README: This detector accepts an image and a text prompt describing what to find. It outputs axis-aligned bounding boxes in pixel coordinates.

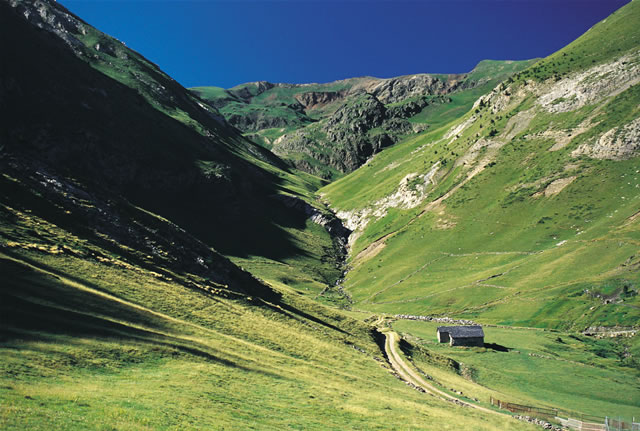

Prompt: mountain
[1,1,541,429]
[2,0,639,428]
[321,0,640,349]
[192,60,536,179]
[319,0,640,416]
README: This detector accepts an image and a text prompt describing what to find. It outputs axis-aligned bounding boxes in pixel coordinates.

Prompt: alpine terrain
[0,0,638,429]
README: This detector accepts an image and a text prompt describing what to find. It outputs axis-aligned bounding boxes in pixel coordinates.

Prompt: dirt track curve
[382,328,507,417]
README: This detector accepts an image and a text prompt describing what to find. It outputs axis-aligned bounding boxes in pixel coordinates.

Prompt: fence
[490,397,559,419]
[605,417,640,431]
[490,397,640,431]
[558,417,606,431]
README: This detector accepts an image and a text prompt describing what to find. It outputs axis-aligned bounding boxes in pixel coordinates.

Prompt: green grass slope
[0,1,537,428]
[0,256,532,430]
[0,166,534,430]
[321,3,640,416]
[322,0,640,329]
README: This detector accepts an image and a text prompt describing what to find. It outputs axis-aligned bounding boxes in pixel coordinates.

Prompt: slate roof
[437,325,484,338]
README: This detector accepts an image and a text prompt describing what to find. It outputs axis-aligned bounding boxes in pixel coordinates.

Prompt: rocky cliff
[193,61,535,178]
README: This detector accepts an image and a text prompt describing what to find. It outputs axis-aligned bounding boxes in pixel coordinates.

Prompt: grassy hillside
[3,0,638,427]
[322,0,640,331]
[0,168,525,430]
[0,207,526,430]
[394,320,640,419]
[192,61,534,179]
[0,1,541,429]
[320,3,640,418]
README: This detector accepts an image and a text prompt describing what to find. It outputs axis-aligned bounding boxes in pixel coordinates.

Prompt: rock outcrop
[295,91,348,111]
[272,92,417,176]
[572,117,640,160]
[367,74,451,104]
[193,61,534,178]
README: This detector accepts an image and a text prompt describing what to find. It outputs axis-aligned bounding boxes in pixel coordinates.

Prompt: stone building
[436,325,484,347]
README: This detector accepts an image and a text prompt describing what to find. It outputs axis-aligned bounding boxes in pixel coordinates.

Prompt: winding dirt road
[382,328,506,417]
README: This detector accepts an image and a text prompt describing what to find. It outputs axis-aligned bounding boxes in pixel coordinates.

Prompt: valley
[1,0,639,429]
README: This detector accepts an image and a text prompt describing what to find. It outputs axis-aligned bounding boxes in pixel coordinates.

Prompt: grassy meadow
[393,320,640,419]
[0,248,537,430]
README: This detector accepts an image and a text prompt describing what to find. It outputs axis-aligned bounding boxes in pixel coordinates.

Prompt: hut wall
[437,331,450,343]
[450,336,484,347]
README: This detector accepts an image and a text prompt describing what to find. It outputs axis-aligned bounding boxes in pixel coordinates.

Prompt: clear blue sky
[62,0,630,89]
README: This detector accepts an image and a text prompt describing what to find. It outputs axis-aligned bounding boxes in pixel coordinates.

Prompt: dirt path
[380,326,506,417]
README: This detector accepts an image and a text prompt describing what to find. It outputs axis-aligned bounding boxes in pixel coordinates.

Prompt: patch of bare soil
[533,176,577,198]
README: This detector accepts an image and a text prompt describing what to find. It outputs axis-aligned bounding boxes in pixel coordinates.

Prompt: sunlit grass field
[393,320,640,419]
[0,249,535,430]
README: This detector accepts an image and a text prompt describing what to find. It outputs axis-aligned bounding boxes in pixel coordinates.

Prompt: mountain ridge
[192,59,537,178]
[1,0,638,428]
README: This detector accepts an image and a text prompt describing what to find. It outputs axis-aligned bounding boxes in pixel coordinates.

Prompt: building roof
[437,325,484,338]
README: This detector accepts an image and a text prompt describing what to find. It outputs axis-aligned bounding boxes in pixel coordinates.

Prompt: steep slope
[1,0,348,293]
[192,60,536,179]
[0,1,538,429]
[321,3,640,416]
[322,0,640,330]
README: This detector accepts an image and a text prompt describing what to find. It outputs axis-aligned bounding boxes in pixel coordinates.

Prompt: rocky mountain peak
[368,74,449,104]
[325,92,387,131]
[294,90,349,111]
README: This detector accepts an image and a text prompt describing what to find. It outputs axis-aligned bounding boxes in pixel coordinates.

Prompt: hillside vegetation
[322,0,640,331]
[2,0,638,427]
[192,60,536,179]
[320,2,640,418]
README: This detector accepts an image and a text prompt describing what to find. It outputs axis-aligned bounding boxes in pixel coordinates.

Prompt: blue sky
[62,0,630,89]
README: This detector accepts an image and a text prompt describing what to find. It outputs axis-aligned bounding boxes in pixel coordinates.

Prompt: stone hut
[437,325,484,347]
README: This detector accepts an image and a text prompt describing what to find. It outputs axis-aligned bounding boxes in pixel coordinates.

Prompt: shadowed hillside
[1,0,638,428]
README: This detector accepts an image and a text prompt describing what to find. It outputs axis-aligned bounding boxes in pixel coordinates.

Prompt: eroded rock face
[572,117,640,160]
[325,92,387,131]
[295,91,348,111]
[336,162,442,246]
[368,74,450,104]
[538,50,640,113]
